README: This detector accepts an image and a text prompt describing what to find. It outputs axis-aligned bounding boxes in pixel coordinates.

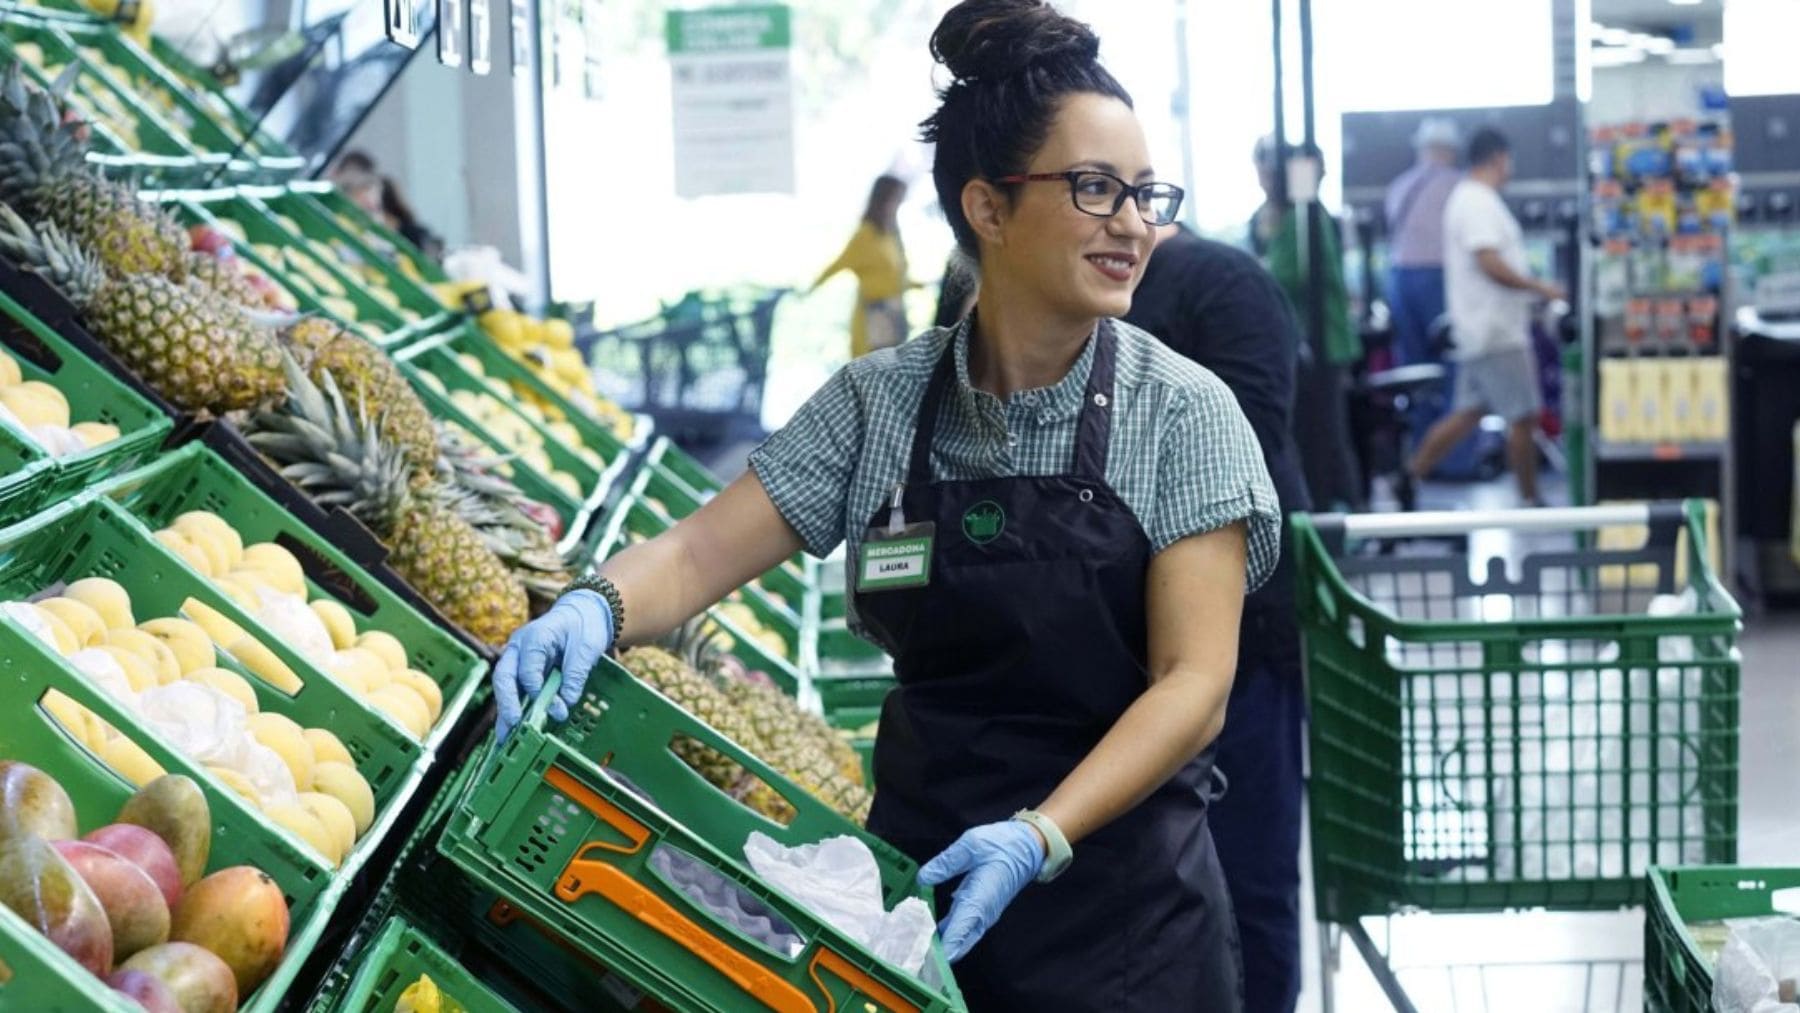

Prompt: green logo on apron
[962,501,1005,544]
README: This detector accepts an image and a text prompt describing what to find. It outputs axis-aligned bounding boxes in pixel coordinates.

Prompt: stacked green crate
[1646,866,1800,1012]
[331,917,523,1013]
[439,666,965,1013]
[0,581,344,1012]
[0,287,171,527]
[306,185,452,291]
[0,498,436,881]
[591,490,807,696]
[95,443,490,757]
[166,190,439,349]
[0,15,224,186]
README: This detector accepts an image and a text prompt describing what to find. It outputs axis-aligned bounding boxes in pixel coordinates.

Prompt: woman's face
[985,93,1159,323]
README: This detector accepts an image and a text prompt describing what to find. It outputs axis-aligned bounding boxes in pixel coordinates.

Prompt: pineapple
[0,204,283,412]
[0,64,189,281]
[620,619,872,825]
[282,317,441,480]
[186,252,267,310]
[435,426,573,608]
[246,357,528,648]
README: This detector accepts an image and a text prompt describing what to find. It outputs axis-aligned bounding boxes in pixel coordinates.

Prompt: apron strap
[906,317,1122,487]
[1073,320,1119,483]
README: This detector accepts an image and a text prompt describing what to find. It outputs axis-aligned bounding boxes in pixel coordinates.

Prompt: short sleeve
[1149,382,1283,592]
[1456,190,1511,254]
[748,368,865,558]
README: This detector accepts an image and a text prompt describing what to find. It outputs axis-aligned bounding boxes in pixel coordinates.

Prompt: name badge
[857,523,934,592]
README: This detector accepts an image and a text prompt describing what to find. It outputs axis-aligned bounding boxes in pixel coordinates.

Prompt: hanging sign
[667,5,795,198]
[469,0,493,75]
[438,0,464,68]
[510,0,528,75]
[386,0,420,48]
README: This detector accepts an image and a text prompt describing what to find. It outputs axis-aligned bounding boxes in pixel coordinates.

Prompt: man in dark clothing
[1124,224,1311,1013]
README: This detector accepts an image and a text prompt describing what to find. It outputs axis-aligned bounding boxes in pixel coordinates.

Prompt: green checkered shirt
[750,319,1282,626]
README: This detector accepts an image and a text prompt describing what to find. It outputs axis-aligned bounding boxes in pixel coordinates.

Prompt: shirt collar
[951,313,1099,422]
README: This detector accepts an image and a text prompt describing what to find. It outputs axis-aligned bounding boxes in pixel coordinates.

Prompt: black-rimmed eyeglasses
[995,170,1185,226]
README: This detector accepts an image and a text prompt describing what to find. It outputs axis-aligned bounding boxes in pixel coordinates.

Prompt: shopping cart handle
[1315,502,1685,539]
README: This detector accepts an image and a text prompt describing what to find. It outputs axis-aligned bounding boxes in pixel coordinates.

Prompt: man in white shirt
[1406,128,1565,506]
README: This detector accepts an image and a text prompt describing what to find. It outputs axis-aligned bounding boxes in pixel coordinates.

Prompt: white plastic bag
[134,682,247,765]
[65,648,137,704]
[254,587,334,664]
[1714,917,1800,1013]
[743,832,938,975]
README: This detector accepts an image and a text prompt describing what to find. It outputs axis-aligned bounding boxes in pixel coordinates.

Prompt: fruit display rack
[0,1,301,182]
[163,190,446,350]
[1645,865,1800,1012]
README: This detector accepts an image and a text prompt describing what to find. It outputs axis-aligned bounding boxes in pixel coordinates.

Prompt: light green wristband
[1012,809,1073,883]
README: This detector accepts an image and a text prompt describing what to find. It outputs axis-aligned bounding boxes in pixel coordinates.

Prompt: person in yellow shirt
[813,175,912,357]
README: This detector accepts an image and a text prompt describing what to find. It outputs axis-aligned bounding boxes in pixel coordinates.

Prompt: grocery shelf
[1594,439,1727,462]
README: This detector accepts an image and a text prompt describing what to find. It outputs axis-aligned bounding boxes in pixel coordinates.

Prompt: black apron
[856,323,1243,1011]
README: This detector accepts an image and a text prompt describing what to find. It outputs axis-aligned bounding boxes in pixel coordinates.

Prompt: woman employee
[493,1,1279,1007]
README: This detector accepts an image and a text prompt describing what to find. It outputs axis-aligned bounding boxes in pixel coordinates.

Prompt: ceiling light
[1664,47,1719,64]
[1668,0,1704,6]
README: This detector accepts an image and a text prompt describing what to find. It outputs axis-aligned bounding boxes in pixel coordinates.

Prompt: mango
[166,527,230,579]
[308,599,356,650]
[71,422,121,449]
[33,605,81,656]
[116,776,210,887]
[137,619,214,675]
[65,577,134,629]
[201,767,261,808]
[301,729,353,768]
[120,942,237,1013]
[367,684,429,740]
[0,350,18,386]
[171,514,242,570]
[154,531,215,578]
[97,645,158,693]
[394,670,443,725]
[264,803,338,866]
[310,762,374,836]
[353,630,407,671]
[226,636,303,694]
[245,713,313,792]
[179,599,246,652]
[52,840,169,959]
[0,760,77,841]
[34,597,106,648]
[170,867,288,996]
[298,792,356,855]
[105,968,182,1013]
[83,824,181,912]
[103,629,181,685]
[100,736,166,788]
[326,647,387,693]
[41,690,102,749]
[207,578,261,614]
[239,544,305,597]
[183,668,258,714]
[0,832,113,976]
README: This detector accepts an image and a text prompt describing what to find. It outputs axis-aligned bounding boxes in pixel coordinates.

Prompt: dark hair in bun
[921,0,1131,255]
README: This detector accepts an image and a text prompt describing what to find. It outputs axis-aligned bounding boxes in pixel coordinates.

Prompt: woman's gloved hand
[919,820,1047,963]
[492,589,614,742]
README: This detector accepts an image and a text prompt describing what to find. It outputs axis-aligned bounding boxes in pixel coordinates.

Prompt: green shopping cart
[1294,502,1741,1012]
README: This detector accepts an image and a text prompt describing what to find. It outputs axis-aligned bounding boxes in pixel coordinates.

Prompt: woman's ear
[962,179,1007,248]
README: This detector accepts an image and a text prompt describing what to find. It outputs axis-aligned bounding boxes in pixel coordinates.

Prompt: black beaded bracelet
[562,573,625,641]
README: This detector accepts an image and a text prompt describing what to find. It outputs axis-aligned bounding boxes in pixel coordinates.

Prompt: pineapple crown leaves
[0,62,90,205]
[0,200,104,305]
[246,353,417,524]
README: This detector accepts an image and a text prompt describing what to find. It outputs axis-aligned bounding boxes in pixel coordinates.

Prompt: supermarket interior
[0,0,1794,1011]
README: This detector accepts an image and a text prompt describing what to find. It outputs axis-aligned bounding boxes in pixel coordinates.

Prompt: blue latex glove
[918,820,1047,963]
[492,589,614,742]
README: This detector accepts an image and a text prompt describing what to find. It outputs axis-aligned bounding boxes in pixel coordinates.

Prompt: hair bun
[930,0,1099,85]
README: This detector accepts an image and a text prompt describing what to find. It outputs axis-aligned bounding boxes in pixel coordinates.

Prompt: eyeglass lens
[1070,173,1182,225]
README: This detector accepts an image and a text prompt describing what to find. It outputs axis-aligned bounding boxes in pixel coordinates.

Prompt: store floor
[1300,473,1800,1013]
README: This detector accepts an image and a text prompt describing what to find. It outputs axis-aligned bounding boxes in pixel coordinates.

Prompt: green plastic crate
[0,608,341,1012]
[440,665,963,1013]
[247,187,452,332]
[307,187,451,290]
[0,288,172,526]
[139,34,302,172]
[168,191,437,348]
[95,442,489,756]
[814,674,889,787]
[0,498,428,876]
[626,438,810,612]
[1646,866,1800,1013]
[393,337,609,557]
[333,917,521,1013]
[590,495,805,695]
[0,17,220,183]
[1296,502,1741,923]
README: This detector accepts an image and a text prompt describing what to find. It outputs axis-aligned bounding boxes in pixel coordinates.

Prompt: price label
[469,0,493,75]
[386,0,421,48]
[510,0,529,75]
[438,0,464,68]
